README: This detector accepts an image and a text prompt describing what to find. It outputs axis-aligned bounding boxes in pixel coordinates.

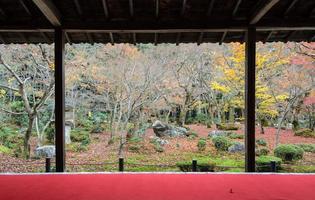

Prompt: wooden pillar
[245,26,256,172]
[55,28,65,172]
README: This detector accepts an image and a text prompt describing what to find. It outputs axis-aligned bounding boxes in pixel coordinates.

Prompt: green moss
[294,128,315,138]
[176,158,215,172]
[217,123,239,131]
[256,156,282,172]
[289,165,315,173]
[228,133,244,139]
[197,138,206,151]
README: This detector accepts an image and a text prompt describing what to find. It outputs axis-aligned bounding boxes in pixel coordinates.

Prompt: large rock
[35,145,55,158]
[208,130,231,137]
[152,120,187,137]
[228,142,245,153]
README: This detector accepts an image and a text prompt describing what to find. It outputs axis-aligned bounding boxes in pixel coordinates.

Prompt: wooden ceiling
[0,0,314,44]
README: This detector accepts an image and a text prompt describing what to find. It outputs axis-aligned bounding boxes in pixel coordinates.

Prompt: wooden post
[119,157,124,172]
[55,28,65,172]
[45,157,51,172]
[270,161,276,172]
[245,26,256,172]
[192,159,197,172]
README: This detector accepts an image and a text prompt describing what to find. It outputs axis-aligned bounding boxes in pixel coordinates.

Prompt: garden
[0,42,314,173]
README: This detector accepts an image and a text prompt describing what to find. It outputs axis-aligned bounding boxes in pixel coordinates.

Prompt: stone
[150,136,169,146]
[35,145,55,158]
[208,130,230,137]
[152,120,187,137]
[228,142,245,153]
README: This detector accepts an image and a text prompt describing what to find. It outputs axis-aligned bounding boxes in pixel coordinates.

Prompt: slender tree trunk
[24,115,35,159]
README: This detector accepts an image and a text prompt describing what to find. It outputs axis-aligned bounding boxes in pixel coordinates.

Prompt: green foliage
[212,136,232,151]
[0,125,23,157]
[9,101,28,126]
[294,143,315,153]
[68,143,88,152]
[0,145,11,154]
[256,156,282,172]
[45,126,55,144]
[206,121,212,128]
[255,147,269,156]
[274,144,304,162]
[209,157,244,171]
[195,113,209,124]
[290,165,315,173]
[176,159,215,172]
[186,131,198,137]
[217,123,238,131]
[294,128,315,138]
[70,128,91,146]
[197,138,206,151]
[154,144,164,153]
[228,133,244,139]
[256,139,267,146]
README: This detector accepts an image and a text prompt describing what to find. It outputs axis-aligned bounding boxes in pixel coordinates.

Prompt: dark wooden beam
[101,0,109,19]
[73,0,83,16]
[32,0,61,26]
[132,32,136,45]
[65,32,71,44]
[264,31,273,43]
[19,33,28,43]
[245,26,256,172]
[232,0,242,17]
[154,33,158,45]
[86,33,93,43]
[284,0,299,16]
[206,0,216,17]
[181,0,187,16]
[285,30,297,42]
[176,32,181,45]
[109,32,114,45]
[0,33,5,43]
[0,7,7,19]
[19,0,32,16]
[40,32,51,43]
[54,28,65,172]
[197,32,204,45]
[250,0,280,24]
[219,30,227,45]
[129,0,134,18]
[155,0,159,18]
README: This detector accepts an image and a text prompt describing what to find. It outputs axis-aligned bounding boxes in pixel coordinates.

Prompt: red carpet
[0,173,314,200]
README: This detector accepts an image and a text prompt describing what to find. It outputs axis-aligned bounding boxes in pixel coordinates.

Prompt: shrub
[70,129,90,145]
[212,136,232,151]
[0,145,11,154]
[256,156,282,172]
[68,143,88,152]
[228,133,244,139]
[176,159,215,172]
[274,144,304,162]
[256,139,267,146]
[154,144,164,153]
[255,147,269,156]
[217,123,238,131]
[128,145,141,153]
[206,121,212,128]
[294,128,315,138]
[186,131,198,137]
[294,144,315,153]
[197,138,206,151]
[195,113,209,125]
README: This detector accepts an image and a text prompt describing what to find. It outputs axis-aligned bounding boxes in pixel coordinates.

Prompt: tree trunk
[24,115,35,159]
[258,118,265,134]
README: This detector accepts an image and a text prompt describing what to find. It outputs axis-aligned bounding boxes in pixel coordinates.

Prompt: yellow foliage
[210,81,230,93]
